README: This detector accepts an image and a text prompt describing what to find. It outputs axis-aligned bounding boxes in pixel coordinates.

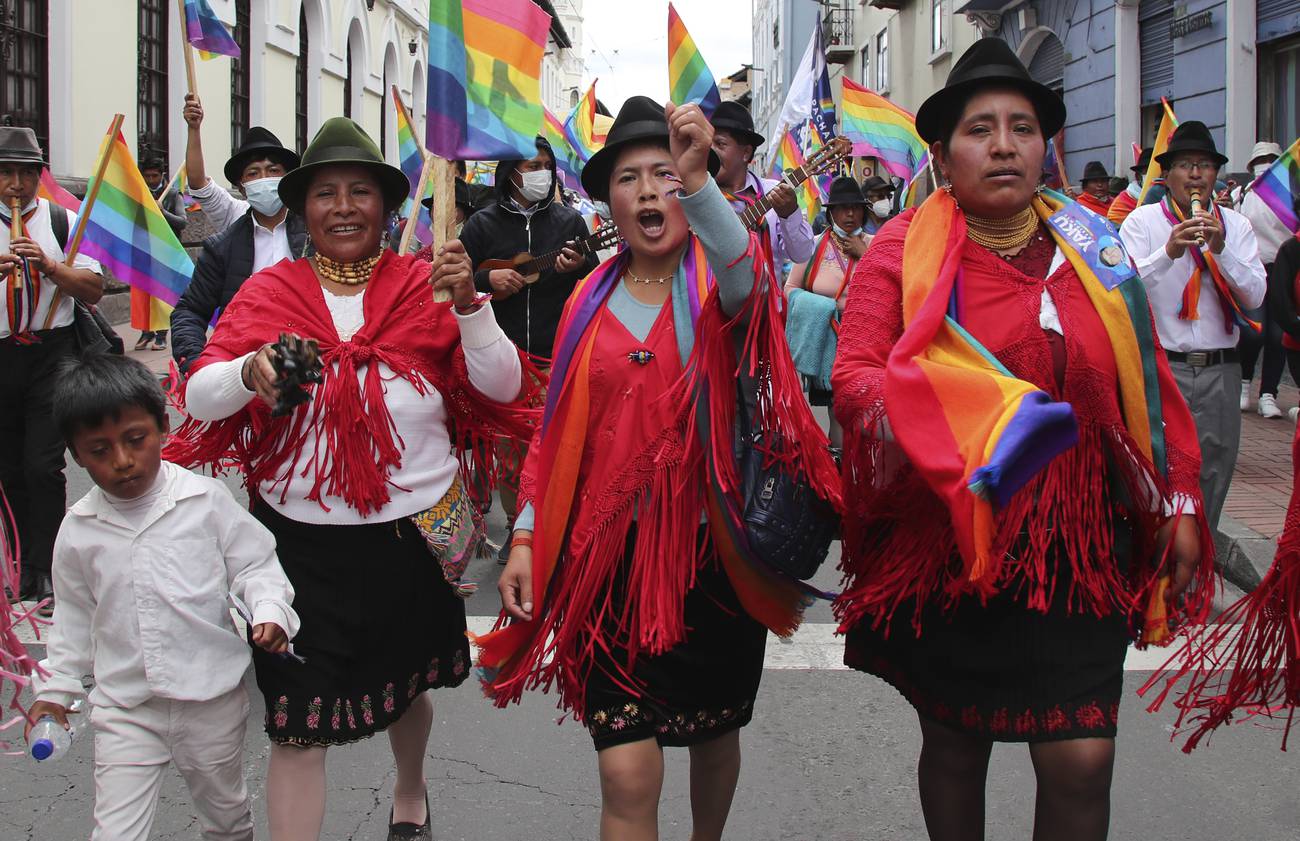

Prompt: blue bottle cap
[31,739,54,761]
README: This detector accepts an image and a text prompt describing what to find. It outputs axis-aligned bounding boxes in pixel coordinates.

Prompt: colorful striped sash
[1159,197,1261,334]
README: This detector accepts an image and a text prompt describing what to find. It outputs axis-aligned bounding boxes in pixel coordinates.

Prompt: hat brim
[823,198,868,208]
[580,125,721,202]
[712,123,765,150]
[277,156,412,215]
[916,72,1066,145]
[224,147,302,185]
[1154,149,1230,170]
[0,152,45,166]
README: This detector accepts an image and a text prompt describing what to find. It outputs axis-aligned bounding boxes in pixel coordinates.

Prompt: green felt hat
[277,118,410,214]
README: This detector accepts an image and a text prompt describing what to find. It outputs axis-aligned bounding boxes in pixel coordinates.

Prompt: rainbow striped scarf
[887,188,1169,593]
[1159,197,1262,334]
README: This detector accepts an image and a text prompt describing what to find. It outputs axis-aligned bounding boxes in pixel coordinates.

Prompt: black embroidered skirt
[581,526,768,751]
[250,500,471,747]
[843,556,1130,743]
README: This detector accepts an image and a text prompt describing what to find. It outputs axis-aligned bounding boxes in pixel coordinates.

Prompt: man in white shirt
[171,94,305,371]
[1120,121,1267,530]
[709,101,815,276]
[1236,141,1291,417]
[0,127,104,608]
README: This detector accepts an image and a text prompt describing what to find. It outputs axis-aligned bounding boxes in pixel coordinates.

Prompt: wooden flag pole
[427,157,457,304]
[400,153,435,255]
[41,113,123,330]
[176,0,200,95]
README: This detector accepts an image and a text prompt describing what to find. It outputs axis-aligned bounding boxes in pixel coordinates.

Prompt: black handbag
[735,382,840,581]
[72,300,123,356]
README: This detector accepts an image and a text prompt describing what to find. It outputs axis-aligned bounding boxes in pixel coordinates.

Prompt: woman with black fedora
[170,117,537,841]
[833,38,1212,840]
[786,175,870,446]
[1076,160,1114,215]
[479,97,837,841]
[1120,120,1266,534]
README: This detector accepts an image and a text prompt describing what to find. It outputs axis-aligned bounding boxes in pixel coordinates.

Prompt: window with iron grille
[0,0,48,154]
[137,0,169,162]
[231,0,250,149]
[296,6,309,151]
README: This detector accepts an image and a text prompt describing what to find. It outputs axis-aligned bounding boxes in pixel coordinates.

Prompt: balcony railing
[823,6,855,64]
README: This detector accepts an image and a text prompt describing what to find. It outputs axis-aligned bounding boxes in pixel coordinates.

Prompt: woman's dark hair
[52,354,168,447]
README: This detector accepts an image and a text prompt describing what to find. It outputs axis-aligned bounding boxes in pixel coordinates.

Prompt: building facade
[751,0,820,149]
[0,0,579,189]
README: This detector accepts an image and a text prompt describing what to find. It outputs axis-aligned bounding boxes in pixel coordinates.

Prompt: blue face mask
[831,222,863,238]
[243,176,284,216]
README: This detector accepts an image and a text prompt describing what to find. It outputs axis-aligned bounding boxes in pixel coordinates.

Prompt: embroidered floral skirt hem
[842,556,1130,743]
[250,501,471,747]
[581,527,768,752]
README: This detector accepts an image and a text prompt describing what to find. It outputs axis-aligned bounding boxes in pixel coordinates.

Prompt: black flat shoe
[386,793,430,840]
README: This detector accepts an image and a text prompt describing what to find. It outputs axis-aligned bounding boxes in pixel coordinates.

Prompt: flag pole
[175,0,199,95]
[400,154,435,255]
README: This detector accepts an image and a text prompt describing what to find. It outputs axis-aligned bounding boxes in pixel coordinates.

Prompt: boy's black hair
[52,354,168,448]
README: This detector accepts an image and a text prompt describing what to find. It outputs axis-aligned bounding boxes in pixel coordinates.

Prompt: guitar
[478,220,622,285]
[737,136,853,230]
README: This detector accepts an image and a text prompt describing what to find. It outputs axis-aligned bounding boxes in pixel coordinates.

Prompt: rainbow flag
[392,86,435,246]
[1138,98,1178,204]
[769,128,819,224]
[467,160,495,186]
[564,81,605,164]
[667,3,721,118]
[544,107,584,194]
[38,168,80,212]
[426,0,550,161]
[184,0,240,60]
[77,127,194,306]
[839,78,928,183]
[1252,137,1300,233]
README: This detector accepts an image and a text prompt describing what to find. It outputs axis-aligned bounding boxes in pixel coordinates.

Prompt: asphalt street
[3,429,1299,840]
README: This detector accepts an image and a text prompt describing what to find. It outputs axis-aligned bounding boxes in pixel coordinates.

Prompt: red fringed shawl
[165,252,540,513]
[831,210,1213,640]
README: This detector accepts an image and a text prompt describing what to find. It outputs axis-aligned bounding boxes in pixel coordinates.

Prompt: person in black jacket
[1266,203,1300,413]
[456,136,599,552]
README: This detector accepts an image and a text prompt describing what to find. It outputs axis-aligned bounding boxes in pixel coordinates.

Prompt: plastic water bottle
[28,717,74,763]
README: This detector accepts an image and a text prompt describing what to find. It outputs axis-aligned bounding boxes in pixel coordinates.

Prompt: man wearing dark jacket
[458,137,598,553]
[459,136,598,360]
[170,123,303,372]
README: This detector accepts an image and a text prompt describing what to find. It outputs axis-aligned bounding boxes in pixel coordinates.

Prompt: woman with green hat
[832,38,1212,840]
[477,98,838,841]
[170,118,538,840]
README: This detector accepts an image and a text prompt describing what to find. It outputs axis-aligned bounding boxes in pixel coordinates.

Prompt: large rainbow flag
[426,0,550,161]
[1251,136,1300,232]
[1138,98,1178,204]
[667,3,721,118]
[184,0,240,60]
[564,81,606,164]
[839,78,928,183]
[392,86,434,246]
[77,128,194,306]
[544,107,585,194]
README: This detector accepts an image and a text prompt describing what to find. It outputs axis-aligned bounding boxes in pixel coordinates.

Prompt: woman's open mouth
[986,168,1022,180]
[328,223,363,236]
[636,209,666,238]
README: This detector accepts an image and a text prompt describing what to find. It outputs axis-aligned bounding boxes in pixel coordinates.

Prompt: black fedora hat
[580,96,721,202]
[1131,147,1153,174]
[0,126,45,166]
[710,100,765,149]
[860,175,895,195]
[916,37,1066,144]
[277,118,410,215]
[224,126,301,185]
[422,179,474,212]
[1155,121,1229,169]
[1080,160,1111,183]
[824,176,867,207]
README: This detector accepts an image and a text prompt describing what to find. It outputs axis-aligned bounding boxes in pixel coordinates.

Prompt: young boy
[27,354,298,841]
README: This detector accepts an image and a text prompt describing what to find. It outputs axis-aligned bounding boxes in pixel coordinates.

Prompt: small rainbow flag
[544,107,585,195]
[667,3,721,118]
[564,81,605,164]
[38,168,81,212]
[768,128,820,224]
[77,127,194,306]
[1138,98,1178,204]
[839,78,928,183]
[184,0,240,60]
[1252,137,1300,233]
[426,0,550,161]
[392,86,434,246]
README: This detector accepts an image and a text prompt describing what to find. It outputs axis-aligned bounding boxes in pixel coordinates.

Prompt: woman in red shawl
[169,118,535,841]
[832,39,1212,840]
[475,98,838,841]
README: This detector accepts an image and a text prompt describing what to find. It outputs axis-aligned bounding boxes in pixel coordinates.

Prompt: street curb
[1215,513,1276,592]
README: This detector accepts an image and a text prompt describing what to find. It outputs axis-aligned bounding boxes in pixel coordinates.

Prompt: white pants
[89,686,253,841]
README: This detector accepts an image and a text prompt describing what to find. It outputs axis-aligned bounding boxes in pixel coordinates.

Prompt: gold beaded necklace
[313,252,381,286]
[964,206,1040,252]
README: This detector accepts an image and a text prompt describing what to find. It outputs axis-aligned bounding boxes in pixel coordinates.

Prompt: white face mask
[244,176,284,216]
[1254,163,1273,177]
[515,169,552,203]
[871,199,892,219]
[831,222,863,238]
